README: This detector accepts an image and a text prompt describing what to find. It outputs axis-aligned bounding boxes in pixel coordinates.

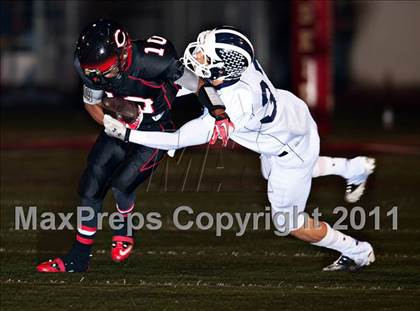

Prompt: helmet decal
[114,29,126,48]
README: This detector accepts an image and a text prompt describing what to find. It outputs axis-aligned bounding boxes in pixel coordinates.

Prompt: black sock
[62,240,92,270]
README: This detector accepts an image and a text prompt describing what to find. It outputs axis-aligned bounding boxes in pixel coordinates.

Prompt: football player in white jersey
[104,26,375,271]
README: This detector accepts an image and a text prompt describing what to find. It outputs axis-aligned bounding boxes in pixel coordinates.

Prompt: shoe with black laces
[323,242,375,272]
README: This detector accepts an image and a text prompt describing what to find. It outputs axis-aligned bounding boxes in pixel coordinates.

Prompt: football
[101,97,140,124]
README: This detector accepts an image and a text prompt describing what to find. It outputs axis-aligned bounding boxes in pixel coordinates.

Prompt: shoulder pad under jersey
[133,37,183,81]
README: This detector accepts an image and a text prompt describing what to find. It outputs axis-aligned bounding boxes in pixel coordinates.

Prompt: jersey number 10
[144,36,167,56]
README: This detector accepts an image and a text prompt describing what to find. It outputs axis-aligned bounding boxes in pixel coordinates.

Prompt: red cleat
[111,236,134,262]
[36,258,66,273]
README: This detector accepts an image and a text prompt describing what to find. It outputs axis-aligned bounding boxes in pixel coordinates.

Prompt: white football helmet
[183,26,254,81]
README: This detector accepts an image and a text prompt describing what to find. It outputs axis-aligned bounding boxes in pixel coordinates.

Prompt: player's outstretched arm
[175,70,234,146]
[103,113,215,150]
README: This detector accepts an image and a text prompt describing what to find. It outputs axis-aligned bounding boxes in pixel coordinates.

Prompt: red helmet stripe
[81,55,117,72]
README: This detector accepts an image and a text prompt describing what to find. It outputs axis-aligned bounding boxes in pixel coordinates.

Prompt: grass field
[1,108,420,310]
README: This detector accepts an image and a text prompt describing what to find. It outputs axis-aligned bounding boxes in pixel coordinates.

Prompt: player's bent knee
[288,220,327,243]
[111,187,136,213]
[272,208,307,235]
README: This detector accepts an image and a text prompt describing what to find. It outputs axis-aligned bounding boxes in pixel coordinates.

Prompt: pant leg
[267,126,320,234]
[260,154,272,181]
[110,142,167,238]
[77,131,127,245]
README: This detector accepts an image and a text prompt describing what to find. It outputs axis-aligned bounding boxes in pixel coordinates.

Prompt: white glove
[103,114,130,142]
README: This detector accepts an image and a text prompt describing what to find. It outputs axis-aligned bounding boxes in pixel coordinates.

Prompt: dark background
[1,2,420,309]
[2,0,419,126]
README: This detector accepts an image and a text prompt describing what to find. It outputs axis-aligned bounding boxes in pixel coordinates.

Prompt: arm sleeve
[175,68,199,93]
[129,111,215,150]
[175,69,226,111]
[176,86,195,97]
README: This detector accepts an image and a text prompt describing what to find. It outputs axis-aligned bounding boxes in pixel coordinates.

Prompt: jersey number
[105,92,154,114]
[124,96,154,114]
[144,36,167,56]
[260,81,277,124]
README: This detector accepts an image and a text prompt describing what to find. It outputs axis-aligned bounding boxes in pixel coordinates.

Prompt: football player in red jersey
[37,19,230,272]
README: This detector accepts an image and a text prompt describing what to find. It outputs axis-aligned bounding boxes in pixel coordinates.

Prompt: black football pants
[76,127,168,244]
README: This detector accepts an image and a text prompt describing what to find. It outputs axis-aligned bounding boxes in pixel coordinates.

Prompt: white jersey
[115,59,370,237]
[127,60,318,163]
[221,61,317,158]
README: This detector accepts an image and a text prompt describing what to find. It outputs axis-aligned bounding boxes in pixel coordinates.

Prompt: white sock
[312,156,364,180]
[311,222,359,256]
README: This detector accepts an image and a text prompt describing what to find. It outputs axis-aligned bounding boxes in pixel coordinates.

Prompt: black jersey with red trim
[75,36,183,127]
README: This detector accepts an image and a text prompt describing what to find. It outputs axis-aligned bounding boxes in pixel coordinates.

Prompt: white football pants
[260,124,320,233]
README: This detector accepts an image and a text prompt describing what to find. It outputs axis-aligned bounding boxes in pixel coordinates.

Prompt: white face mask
[182,30,224,79]
[182,28,254,81]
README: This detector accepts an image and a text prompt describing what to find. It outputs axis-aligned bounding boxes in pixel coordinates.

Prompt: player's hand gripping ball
[103,114,130,142]
[101,97,143,129]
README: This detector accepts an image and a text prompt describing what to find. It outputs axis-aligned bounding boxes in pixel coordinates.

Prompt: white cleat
[323,242,375,272]
[345,157,376,203]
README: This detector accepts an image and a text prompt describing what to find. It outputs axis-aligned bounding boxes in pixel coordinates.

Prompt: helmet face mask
[83,65,120,88]
[82,52,127,87]
[183,27,254,81]
[75,19,131,88]
[183,40,224,80]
